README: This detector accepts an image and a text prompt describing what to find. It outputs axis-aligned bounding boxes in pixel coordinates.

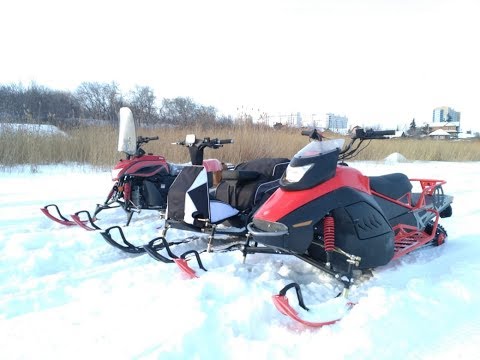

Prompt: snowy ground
[1,160,480,360]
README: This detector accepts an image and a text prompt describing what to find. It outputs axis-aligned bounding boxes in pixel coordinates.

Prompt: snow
[1,161,480,360]
[0,123,67,136]
[384,152,407,163]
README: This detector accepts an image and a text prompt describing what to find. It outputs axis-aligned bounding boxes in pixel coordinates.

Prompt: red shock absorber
[323,215,335,252]
[123,182,131,201]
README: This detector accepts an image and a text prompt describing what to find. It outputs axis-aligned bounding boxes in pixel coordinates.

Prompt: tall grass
[1,124,480,169]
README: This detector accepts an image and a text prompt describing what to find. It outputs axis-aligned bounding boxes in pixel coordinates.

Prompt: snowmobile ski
[70,210,101,231]
[142,235,208,278]
[40,204,88,226]
[272,283,355,327]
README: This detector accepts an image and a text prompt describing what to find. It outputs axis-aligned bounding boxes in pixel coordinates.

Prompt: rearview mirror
[185,134,196,146]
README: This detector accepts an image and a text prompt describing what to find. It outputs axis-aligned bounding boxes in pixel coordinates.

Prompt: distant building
[243,108,348,131]
[429,129,451,140]
[432,106,461,123]
[429,106,461,138]
[325,113,348,132]
[305,113,348,133]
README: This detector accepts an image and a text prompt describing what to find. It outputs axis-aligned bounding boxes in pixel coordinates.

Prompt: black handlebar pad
[138,136,159,143]
[355,128,395,139]
[218,139,233,144]
[371,130,395,136]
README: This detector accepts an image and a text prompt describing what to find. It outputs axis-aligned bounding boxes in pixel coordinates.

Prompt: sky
[1,0,479,131]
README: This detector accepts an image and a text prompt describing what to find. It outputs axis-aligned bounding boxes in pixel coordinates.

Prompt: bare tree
[160,97,197,125]
[159,97,218,127]
[75,82,123,123]
[0,83,24,121]
[0,82,81,125]
[127,86,159,127]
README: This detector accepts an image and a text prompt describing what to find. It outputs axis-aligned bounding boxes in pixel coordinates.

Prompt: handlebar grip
[301,130,311,136]
[150,136,159,140]
[218,139,234,144]
[372,130,396,136]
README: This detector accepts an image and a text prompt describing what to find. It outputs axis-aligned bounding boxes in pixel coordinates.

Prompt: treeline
[0,82,234,129]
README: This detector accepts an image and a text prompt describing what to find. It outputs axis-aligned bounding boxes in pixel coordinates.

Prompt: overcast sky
[1,0,479,131]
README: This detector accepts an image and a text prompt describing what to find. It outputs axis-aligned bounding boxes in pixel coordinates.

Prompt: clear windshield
[118,107,137,155]
[293,139,345,159]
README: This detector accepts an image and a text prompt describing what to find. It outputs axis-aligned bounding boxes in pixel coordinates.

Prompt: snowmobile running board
[392,208,439,259]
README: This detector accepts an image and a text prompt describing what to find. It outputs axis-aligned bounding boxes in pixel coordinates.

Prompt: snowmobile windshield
[293,138,345,160]
[118,107,137,155]
[280,138,345,191]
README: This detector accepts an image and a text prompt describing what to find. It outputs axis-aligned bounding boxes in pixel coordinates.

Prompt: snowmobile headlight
[284,163,313,183]
[111,168,123,180]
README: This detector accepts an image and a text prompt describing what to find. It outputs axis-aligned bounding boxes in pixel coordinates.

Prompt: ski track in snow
[1,161,480,360]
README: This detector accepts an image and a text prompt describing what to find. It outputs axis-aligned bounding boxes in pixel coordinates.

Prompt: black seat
[215,157,289,211]
[369,173,412,200]
[220,170,260,183]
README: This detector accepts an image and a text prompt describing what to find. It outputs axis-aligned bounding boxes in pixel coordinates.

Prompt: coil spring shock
[323,215,335,268]
[323,215,335,251]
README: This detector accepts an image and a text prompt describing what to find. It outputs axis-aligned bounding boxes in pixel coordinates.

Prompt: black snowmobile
[100,146,290,261]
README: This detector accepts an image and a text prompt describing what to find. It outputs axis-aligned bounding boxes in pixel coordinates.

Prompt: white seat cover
[209,200,239,223]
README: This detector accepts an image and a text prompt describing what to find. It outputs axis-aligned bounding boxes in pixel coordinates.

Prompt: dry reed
[1,124,480,169]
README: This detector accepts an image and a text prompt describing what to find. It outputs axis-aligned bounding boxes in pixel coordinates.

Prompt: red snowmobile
[243,128,453,327]
[40,107,227,230]
[100,128,453,328]
[100,151,290,256]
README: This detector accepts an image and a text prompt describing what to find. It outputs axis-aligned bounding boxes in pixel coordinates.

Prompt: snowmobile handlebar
[301,129,324,141]
[339,128,396,161]
[172,137,234,148]
[352,128,395,139]
[172,136,234,165]
[137,136,159,145]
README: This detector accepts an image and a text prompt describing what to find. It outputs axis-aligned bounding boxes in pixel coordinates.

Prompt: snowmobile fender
[255,166,370,222]
[251,187,393,258]
[112,155,169,180]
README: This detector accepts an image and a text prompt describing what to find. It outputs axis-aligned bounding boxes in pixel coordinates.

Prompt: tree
[408,118,417,136]
[159,97,217,126]
[127,86,159,127]
[0,82,81,125]
[75,82,123,123]
[409,118,416,131]
[421,123,430,135]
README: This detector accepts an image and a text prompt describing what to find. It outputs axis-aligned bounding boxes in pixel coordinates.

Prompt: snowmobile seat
[221,170,260,184]
[369,173,412,200]
[214,157,290,211]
